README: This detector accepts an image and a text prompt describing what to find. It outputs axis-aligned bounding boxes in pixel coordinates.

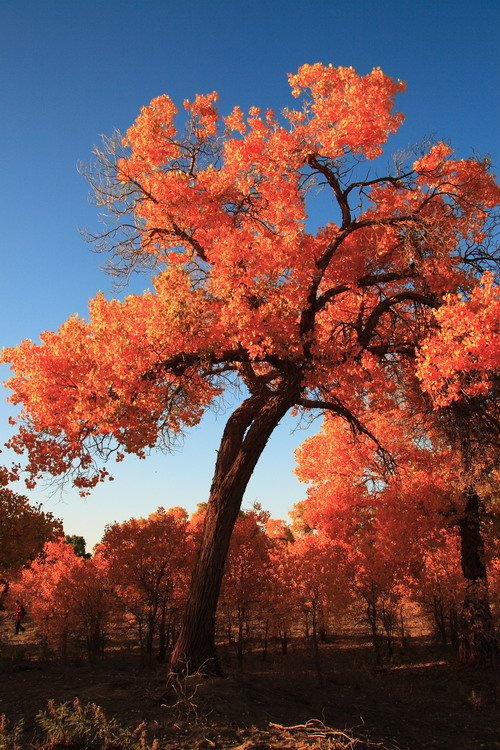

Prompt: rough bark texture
[458,488,498,665]
[169,381,300,675]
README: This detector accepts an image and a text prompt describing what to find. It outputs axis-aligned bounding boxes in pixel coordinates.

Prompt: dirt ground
[1,629,499,750]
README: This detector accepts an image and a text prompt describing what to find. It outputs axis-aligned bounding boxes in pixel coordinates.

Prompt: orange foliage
[2,63,498,497]
[11,539,112,659]
[293,405,475,648]
[98,507,193,656]
[416,274,500,407]
[0,488,62,584]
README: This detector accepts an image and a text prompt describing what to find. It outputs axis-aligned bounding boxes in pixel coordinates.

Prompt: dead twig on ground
[268,719,393,748]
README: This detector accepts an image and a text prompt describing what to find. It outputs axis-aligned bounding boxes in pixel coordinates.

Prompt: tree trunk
[226,610,233,646]
[432,596,447,646]
[311,604,323,686]
[137,619,144,654]
[380,602,395,658]
[261,618,269,661]
[237,610,244,667]
[157,600,168,662]
[399,605,408,649]
[280,628,288,655]
[169,382,299,675]
[146,623,154,658]
[457,488,498,665]
[365,586,381,664]
[449,605,459,651]
[86,622,104,663]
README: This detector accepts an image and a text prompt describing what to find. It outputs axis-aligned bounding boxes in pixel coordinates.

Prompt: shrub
[2,699,159,750]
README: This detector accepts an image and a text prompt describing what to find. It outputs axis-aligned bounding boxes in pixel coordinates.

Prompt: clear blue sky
[1,0,499,550]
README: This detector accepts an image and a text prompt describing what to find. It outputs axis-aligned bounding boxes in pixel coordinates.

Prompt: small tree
[285,533,353,682]
[0,487,62,607]
[218,508,271,665]
[65,535,91,559]
[415,530,464,648]
[11,539,112,660]
[98,508,192,660]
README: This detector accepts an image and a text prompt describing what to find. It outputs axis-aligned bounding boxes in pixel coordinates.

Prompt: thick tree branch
[169,218,208,263]
[344,169,415,197]
[301,210,429,344]
[297,395,394,471]
[315,269,419,312]
[306,154,352,228]
[358,292,440,349]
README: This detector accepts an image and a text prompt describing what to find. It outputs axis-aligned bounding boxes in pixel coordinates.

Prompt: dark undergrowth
[1,635,499,750]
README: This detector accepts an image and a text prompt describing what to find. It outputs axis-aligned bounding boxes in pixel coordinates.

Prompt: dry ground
[1,627,499,750]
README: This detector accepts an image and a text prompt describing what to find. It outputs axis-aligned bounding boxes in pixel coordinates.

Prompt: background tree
[2,64,499,673]
[218,507,271,666]
[295,391,499,663]
[11,539,112,661]
[0,487,62,607]
[98,507,192,660]
[283,533,353,682]
[65,535,91,559]
[414,530,465,648]
[416,275,499,663]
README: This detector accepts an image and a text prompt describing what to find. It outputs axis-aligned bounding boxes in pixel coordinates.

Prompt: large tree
[416,276,500,662]
[2,64,498,673]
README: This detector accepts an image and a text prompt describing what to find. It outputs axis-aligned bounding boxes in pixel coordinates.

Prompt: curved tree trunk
[169,380,299,675]
[458,488,498,665]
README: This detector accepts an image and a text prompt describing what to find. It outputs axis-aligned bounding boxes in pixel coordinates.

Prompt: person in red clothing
[14,600,26,634]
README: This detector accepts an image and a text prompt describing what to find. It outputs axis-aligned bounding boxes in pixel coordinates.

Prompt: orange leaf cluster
[416,274,500,406]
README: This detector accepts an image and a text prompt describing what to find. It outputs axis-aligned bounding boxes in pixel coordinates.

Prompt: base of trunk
[169,628,226,677]
[459,582,498,666]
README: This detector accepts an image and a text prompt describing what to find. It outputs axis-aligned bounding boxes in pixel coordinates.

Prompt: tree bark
[261,618,269,661]
[432,596,447,646]
[365,585,381,665]
[169,380,300,675]
[457,488,498,665]
[236,608,245,667]
[280,628,288,655]
[311,604,323,686]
